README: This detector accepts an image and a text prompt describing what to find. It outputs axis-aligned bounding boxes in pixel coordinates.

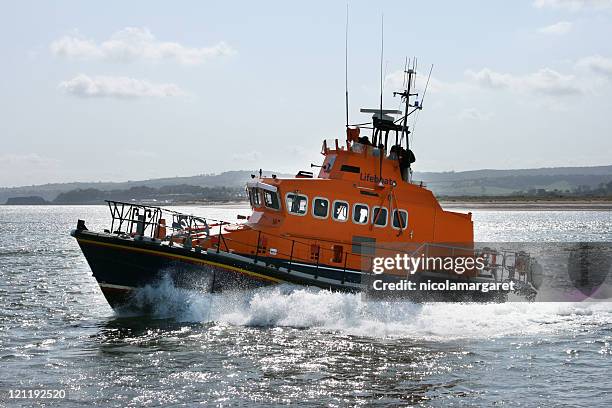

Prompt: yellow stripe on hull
[76,237,283,284]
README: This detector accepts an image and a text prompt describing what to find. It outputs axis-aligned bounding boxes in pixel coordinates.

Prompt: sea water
[0,205,611,406]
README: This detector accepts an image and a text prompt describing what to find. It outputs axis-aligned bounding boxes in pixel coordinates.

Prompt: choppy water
[1,205,611,407]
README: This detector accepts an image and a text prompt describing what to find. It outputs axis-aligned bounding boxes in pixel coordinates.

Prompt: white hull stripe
[287,261,365,275]
[99,282,136,291]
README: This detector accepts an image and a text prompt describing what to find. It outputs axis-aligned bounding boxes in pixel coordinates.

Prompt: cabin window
[340,164,360,173]
[372,206,388,227]
[353,203,369,224]
[286,193,308,215]
[263,190,280,210]
[321,155,336,173]
[392,209,408,229]
[313,197,329,219]
[332,200,349,222]
[248,187,261,207]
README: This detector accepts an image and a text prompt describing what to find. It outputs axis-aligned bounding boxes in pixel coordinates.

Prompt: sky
[1,0,612,187]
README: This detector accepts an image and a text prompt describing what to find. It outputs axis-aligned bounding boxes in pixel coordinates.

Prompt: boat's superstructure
[71,62,540,308]
[196,63,474,272]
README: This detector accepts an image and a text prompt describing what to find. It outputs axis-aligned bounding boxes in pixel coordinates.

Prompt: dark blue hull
[72,230,361,309]
[72,230,519,309]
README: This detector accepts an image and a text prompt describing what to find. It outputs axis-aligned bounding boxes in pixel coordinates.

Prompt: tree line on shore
[5,179,612,205]
[5,184,245,205]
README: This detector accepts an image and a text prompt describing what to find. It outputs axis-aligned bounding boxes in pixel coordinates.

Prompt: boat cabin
[205,64,473,271]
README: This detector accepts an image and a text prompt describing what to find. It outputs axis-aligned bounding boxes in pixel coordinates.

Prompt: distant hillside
[5,196,49,205]
[413,165,612,196]
[52,185,243,205]
[415,165,612,181]
[0,170,290,203]
[2,165,612,202]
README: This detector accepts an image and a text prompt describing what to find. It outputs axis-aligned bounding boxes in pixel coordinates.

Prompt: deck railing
[104,200,534,286]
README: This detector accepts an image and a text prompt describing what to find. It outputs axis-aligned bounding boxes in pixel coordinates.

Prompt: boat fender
[156,218,167,239]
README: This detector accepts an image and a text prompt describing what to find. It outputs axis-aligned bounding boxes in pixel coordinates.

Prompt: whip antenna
[379,14,384,121]
[411,64,433,145]
[421,64,434,107]
[397,57,409,112]
[345,2,349,128]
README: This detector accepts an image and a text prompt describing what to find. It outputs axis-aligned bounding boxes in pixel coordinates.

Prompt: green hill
[2,166,612,203]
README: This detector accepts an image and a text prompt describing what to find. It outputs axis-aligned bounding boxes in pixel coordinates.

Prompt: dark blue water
[1,206,611,406]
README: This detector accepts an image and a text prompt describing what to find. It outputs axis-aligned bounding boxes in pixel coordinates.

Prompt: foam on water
[130,278,612,340]
[4,206,611,405]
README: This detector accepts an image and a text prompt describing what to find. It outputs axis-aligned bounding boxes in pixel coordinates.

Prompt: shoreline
[3,199,612,210]
[439,199,612,211]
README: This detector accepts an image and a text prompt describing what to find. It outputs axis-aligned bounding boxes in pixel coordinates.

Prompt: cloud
[466,67,583,96]
[0,153,60,169]
[231,151,262,162]
[576,55,612,77]
[59,74,186,98]
[538,21,573,35]
[533,0,612,11]
[465,68,513,89]
[51,27,235,65]
[387,58,607,105]
[385,71,468,96]
[457,108,492,121]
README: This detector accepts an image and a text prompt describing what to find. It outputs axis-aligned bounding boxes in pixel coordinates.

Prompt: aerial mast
[345,3,349,129]
[379,14,384,133]
[395,59,417,151]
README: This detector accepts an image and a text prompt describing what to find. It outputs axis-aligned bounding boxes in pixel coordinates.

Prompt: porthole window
[332,200,349,222]
[313,197,329,219]
[353,203,369,224]
[372,206,388,227]
[392,209,408,229]
[286,193,308,215]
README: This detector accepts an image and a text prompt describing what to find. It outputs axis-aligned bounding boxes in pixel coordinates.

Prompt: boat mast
[403,62,413,151]
[395,59,417,152]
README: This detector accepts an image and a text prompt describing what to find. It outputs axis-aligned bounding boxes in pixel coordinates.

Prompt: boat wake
[124,276,612,340]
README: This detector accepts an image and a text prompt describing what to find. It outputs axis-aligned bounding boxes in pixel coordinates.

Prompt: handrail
[102,200,533,285]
